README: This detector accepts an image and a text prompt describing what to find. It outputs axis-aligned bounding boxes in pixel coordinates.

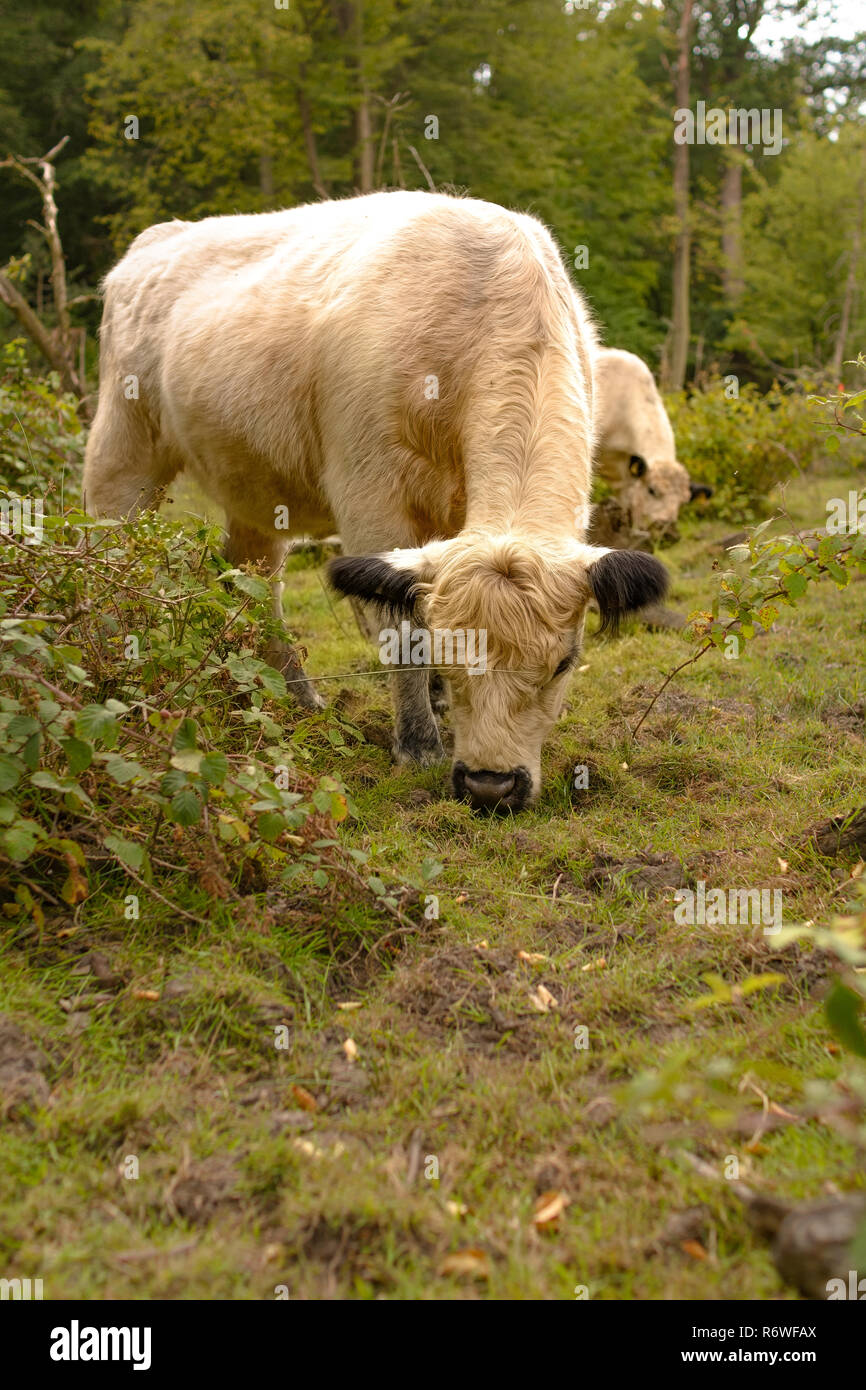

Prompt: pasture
[2,0,866,1319]
[2,451,864,1301]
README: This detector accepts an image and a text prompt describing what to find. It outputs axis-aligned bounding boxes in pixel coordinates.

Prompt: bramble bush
[665,375,864,523]
[0,340,85,504]
[638,358,866,725]
[1,369,438,935]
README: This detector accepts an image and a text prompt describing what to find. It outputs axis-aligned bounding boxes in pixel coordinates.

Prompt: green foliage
[637,358,866,731]
[665,377,839,522]
[0,340,85,502]
[0,370,413,930]
[729,127,866,369]
[778,882,866,1065]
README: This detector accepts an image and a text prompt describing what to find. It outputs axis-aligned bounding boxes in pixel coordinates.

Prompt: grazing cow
[83,191,667,813]
[594,347,710,537]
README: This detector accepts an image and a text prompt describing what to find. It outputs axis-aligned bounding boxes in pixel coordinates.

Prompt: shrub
[665,376,863,524]
[0,339,85,503]
[0,367,429,933]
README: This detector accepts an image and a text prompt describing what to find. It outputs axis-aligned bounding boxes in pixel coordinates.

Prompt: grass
[1,464,865,1301]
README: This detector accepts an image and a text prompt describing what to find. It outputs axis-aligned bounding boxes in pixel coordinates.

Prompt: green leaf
[2,823,41,861]
[229,572,270,601]
[30,771,67,791]
[257,811,285,842]
[75,704,119,747]
[825,981,866,1058]
[170,785,202,826]
[59,736,93,774]
[6,714,40,743]
[173,717,199,752]
[312,868,328,888]
[103,756,147,785]
[170,749,203,773]
[104,833,146,871]
[258,665,287,699]
[18,728,42,771]
[0,753,24,792]
[199,751,228,786]
[782,571,808,600]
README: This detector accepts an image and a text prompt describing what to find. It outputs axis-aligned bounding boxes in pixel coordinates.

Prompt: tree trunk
[0,139,90,413]
[297,85,329,200]
[356,87,375,192]
[830,171,864,381]
[721,157,744,303]
[664,0,694,392]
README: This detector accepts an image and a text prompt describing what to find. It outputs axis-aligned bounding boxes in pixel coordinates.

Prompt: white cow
[83,192,667,812]
[594,347,709,536]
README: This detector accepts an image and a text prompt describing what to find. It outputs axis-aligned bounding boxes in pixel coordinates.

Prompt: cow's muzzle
[452,763,533,815]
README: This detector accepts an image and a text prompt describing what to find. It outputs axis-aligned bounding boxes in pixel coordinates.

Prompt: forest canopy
[1,0,865,382]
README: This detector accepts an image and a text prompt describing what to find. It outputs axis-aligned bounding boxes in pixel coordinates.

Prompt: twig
[406,143,436,191]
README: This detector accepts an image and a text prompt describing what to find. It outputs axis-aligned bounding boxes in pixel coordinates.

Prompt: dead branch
[0,137,92,416]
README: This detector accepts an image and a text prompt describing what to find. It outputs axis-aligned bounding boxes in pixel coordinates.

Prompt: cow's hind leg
[82,394,177,518]
[224,521,324,711]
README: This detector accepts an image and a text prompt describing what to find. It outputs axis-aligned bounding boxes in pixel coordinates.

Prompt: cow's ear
[583,547,668,634]
[327,547,436,621]
[689,480,714,501]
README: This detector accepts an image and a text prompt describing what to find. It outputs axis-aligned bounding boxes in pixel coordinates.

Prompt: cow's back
[95,193,593,538]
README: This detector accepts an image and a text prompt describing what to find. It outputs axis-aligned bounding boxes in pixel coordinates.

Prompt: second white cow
[594,347,710,537]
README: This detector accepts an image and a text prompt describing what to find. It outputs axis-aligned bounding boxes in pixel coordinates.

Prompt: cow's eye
[552,655,573,679]
[629,455,647,478]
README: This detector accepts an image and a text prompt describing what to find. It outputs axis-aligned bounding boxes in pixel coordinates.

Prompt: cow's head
[329,535,667,813]
[617,453,692,536]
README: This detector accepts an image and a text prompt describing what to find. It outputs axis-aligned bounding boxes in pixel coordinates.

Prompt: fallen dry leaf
[343,1038,358,1063]
[445,1200,469,1218]
[517,950,548,964]
[581,957,606,973]
[290,1084,318,1113]
[533,1189,569,1228]
[777,858,789,874]
[132,989,160,1001]
[529,984,558,1012]
[680,1239,708,1261]
[336,1001,362,1011]
[438,1248,490,1280]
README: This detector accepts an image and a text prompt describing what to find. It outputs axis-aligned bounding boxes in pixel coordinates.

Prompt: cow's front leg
[391,667,444,766]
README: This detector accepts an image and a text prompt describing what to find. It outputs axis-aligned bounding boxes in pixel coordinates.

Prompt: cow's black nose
[462,770,516,810]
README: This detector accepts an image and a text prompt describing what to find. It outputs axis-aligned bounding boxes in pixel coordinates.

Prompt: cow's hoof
[393,732,445,766]
[265,641,325,711]
[294,683,326,711]
[429,671,449,715]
